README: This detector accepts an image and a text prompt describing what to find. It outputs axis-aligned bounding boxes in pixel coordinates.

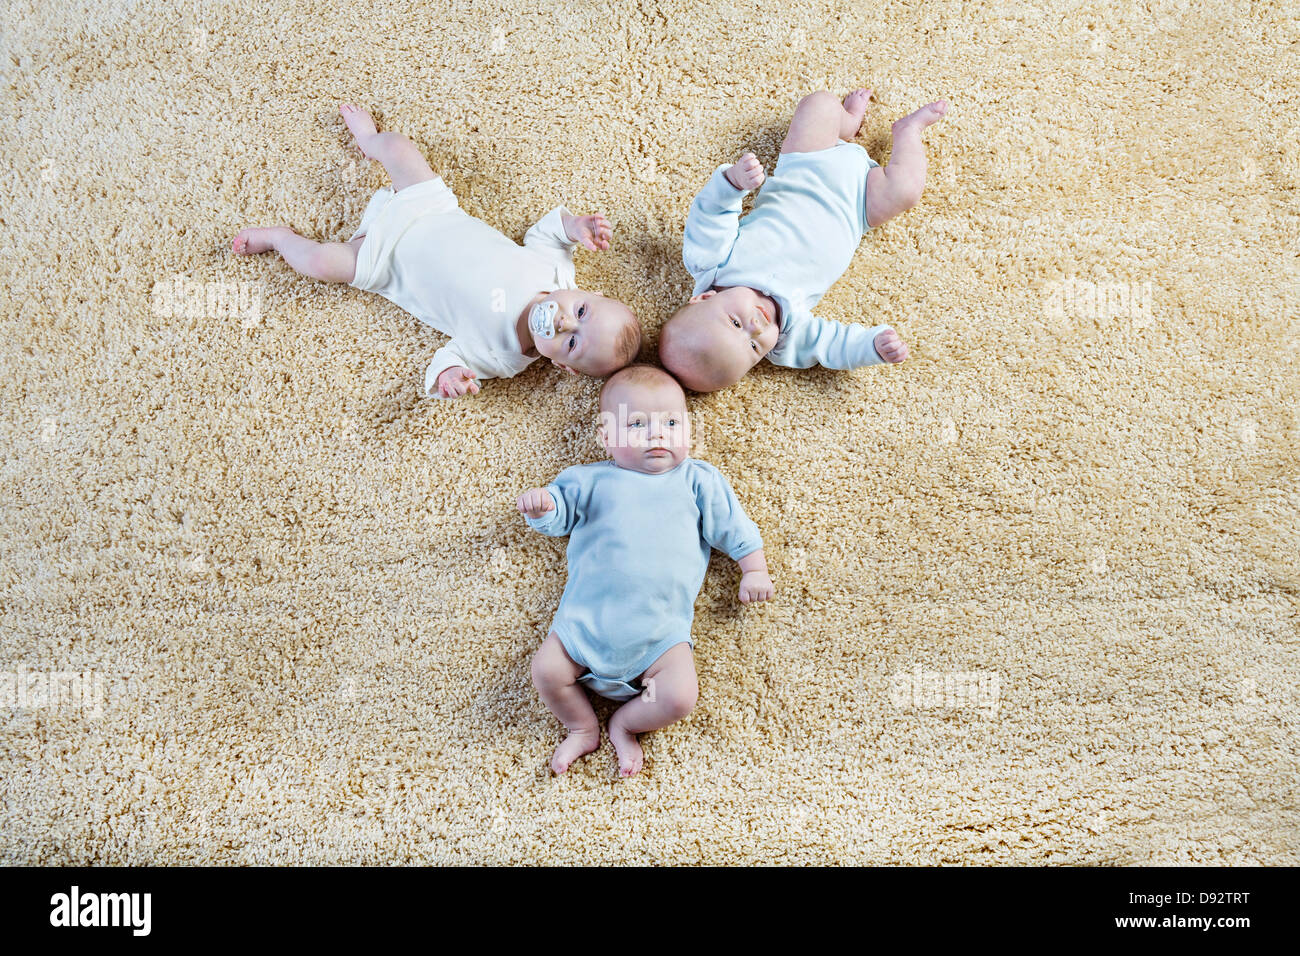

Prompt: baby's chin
[613,448,685,473]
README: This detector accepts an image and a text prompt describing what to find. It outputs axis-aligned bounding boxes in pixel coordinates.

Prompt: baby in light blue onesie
[517,365,774,777]
[659,88,948,392]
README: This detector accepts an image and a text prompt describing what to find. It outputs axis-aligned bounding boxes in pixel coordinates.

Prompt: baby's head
[598,364,690,474]
[658,287,780,392]
[530,289,641,378]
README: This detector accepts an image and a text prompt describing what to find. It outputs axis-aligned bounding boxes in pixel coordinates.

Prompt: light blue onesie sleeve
[525,465,585,538]
[768,310,893,371]
[682,167,749,281]
[691,461,764,560]
[521,206,578,284]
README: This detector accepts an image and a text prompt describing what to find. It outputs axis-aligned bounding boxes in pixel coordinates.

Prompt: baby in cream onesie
[235,105,642,398]
[518,365,774,777]
[660,89,947,392]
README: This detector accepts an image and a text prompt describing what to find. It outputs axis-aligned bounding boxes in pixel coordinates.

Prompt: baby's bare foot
[842,87,873,137]
[892,100,948,137]
[550,727,600,774]
[232,226,286,255]
[340,103,379,157]
[607,716,644,777]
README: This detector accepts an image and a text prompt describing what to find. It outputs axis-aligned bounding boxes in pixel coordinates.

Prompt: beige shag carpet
[1,0,1297,865]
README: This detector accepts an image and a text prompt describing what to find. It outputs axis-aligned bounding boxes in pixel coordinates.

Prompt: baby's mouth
[529,300,558,339]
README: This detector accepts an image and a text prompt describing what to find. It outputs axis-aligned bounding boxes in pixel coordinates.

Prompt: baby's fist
[739,570,774,604]
[725,152,765,191]
[874,328,910,364]
[517,488,556,519]
[437,365,479,398]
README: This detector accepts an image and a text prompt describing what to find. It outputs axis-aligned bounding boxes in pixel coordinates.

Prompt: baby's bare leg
[230,105,432,281]
[780,89,872,155]
[340,104,435,192]
[865,100,947,228]
[607,643,697,777]
[232,227,362,283]
[531,633,601,774]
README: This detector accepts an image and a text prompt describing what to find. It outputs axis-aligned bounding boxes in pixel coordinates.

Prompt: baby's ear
[689,290,717,304]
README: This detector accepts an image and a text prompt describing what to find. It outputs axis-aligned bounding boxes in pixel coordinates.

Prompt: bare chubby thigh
[539,631,586,677]
[636,642,696,684]
[781,92,845,155]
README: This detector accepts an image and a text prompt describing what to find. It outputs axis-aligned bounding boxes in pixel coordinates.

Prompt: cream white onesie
[349,176,577,398]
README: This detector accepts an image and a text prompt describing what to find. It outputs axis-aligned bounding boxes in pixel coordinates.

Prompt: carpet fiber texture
[1,0,1297,864]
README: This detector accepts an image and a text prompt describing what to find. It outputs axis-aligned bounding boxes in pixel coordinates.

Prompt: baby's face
[661,287,781,390]
[531,289,635,377]
[599,379,691,474]
[692,287,781,359]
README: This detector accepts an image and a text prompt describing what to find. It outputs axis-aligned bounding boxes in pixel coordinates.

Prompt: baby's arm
[694,463,773,604]
[768,312,908,370]
[682,165,751,279]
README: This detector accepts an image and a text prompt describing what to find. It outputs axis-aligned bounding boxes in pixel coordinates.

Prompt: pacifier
[529,300,558,339]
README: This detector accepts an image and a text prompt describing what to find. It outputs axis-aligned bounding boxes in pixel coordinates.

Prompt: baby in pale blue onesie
[659,88,948,392]
[517,365,774,777]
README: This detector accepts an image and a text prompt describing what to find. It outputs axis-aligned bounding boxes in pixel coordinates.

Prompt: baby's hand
[874,328,910,364]
[725,152,765,191]
[517,488,556,519]
[738,570,774,604]
[561,212,613,252]
[437,366,480,398]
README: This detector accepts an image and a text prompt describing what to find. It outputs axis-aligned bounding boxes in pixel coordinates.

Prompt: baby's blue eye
[751,340,760,352]
[732,318,741,328]
[578,305,587,318]
[568,335,576,351]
